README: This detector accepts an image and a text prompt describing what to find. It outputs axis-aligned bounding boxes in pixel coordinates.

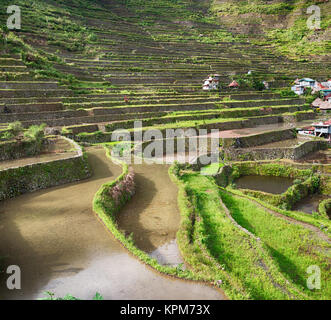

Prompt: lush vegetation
[212,0,331,58]
[220,191,331,300]
[173,166,309,300]
[168,162,331,300]
[40,291,104,300]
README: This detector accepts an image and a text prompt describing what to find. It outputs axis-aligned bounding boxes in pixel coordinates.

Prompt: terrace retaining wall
[0,137,91,201]
[224,140,327,161]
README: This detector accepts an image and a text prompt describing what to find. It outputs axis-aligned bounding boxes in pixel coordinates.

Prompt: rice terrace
[0,0,330,303]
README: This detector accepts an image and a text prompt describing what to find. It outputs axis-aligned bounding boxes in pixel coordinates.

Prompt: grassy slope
[220,191,331,300]
[179,171,309,300]
[212,0,331,59]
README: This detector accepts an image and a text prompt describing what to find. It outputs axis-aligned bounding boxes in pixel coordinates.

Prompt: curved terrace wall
[0,137,91,201]
[224,140,327,161]
[0,139,45,161]
[93,151,199,279]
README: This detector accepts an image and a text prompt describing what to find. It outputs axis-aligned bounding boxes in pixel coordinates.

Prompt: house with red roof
[228,80,239,88]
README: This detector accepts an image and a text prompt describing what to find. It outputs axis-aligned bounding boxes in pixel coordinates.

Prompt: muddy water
[116,162,183,266]
[0,147,223,300]
[235,175,293,194]
[292,194,330,215]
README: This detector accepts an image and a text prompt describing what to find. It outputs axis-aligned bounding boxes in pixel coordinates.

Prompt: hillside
[212,0,331,59]
[0,0,329,131]
[0,0,330,301]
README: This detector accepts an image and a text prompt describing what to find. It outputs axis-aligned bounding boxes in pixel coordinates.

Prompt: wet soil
[116,163,181,254]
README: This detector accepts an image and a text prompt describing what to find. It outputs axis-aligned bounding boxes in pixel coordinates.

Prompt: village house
[228,80,239,89]
[203,74,221,91]
[291,77,331,96]
[321,79,331,88]
[312,120,331,140]
[321,89,331,97]
[299,120,331,141]
[291,78,316,95]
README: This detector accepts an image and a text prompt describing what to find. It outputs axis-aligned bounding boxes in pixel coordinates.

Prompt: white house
[298,78,316,87]
[313,120,331,140]
[291,78,317,95]
[291,85,305,95]
[203,74,220,91]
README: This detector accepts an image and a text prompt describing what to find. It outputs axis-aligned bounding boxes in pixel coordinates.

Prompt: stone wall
[222,128,296,148]
[0,139,45,161]
[0,137,91,201]
[224,140,327,161]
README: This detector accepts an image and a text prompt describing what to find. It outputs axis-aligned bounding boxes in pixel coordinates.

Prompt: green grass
[178,171,305,300]
[220,191,331,300]
[229,187,331,238]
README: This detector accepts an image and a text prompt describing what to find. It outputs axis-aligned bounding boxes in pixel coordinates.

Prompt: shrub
[24,124,46,142]
[109,170,135,206]
[7,121,23,136]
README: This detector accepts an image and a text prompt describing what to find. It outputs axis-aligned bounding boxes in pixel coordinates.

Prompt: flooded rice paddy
[235,175,294,194]
[116,162,183,266]
[0,147,224,300]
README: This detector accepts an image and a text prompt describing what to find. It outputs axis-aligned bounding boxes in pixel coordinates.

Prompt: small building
[312,82,328,94]
[311,98,324,108]
[312,120,331,140]
[203,74,220,91]
[325,93,331,102]
[298,78,316,87]
[321,89,331,97]
[228,80,239,89]
[319,101,331,113]
[312,97,331,112]
[298,126,315,136]
[321,81,331,89]
[291,85,305,95]
[291,78,317,95]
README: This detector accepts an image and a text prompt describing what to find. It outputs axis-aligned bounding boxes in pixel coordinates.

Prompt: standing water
[116,162,184,267]
[0,147,224,300]
[235,175,294,194]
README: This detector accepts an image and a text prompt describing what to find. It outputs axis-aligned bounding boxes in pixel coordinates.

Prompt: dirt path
[0,147,224,300]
